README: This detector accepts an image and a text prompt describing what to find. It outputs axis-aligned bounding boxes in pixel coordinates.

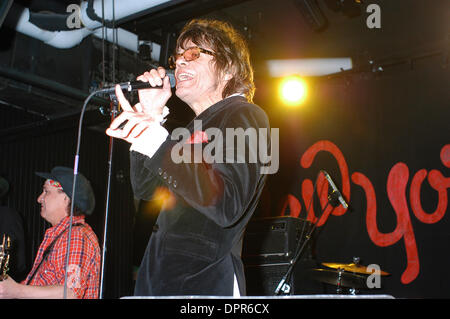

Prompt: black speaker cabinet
[243,216,324,295]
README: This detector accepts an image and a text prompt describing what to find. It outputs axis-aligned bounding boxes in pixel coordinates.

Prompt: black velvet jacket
[130,96,270,296]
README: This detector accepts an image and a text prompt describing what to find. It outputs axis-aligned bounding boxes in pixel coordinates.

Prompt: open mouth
[176,71,195,82]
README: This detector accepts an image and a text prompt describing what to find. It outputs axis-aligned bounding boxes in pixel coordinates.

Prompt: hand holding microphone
[105,67,172,143]
[136,67,173,116]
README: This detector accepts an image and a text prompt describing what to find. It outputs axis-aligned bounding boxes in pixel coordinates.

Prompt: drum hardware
[322,256,390,276]
[307,268,367,294]
[309,257,390,294]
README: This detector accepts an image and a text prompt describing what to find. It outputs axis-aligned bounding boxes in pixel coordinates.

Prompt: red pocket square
[186,130,209,144]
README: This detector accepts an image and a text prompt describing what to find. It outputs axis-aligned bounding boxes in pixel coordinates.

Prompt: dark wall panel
[0,110,136,298]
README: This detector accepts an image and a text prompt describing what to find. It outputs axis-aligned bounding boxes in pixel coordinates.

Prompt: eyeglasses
[168,46,215,69]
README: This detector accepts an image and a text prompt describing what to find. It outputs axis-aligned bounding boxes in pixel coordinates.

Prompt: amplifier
[242,216,323,295]
[242,216,313,265]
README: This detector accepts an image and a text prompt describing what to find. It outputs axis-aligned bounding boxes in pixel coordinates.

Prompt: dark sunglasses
[168,46,214,69]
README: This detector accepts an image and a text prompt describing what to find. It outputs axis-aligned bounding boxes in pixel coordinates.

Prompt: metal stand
[99,94,119,299]
[274,172,341,295]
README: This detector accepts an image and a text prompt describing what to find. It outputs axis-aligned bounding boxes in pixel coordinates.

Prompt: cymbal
[322,263,390,276]
[307,269,367,289]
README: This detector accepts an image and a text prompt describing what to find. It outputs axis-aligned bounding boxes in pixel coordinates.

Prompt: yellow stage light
[279,76,308,106]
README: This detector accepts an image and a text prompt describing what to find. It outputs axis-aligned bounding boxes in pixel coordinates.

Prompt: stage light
[279,76,308,106]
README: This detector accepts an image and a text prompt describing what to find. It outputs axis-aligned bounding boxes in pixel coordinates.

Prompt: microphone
[321,170,349,209]
[97,71,176,93]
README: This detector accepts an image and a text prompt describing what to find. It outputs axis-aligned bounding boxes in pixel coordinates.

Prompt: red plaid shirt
[23,215,101,299]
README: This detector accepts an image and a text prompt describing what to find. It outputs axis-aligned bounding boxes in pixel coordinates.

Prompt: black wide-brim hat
[36,166,95,215]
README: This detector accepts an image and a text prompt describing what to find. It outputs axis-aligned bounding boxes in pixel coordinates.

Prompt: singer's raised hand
[106,84,157,143]
[136,66,172,116]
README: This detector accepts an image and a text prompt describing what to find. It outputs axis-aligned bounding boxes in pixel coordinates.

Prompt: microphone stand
[274,172,340,295]
[63,88,114,299]
[63,89,102,298]
[99,94,119,299]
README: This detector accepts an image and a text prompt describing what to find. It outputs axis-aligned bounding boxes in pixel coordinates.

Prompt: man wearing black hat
[0,167,101,299]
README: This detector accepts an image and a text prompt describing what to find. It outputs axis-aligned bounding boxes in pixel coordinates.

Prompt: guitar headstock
[0,234,11,281]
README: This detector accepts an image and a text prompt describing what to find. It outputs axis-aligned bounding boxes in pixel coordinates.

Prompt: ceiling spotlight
[279,76,308,106]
